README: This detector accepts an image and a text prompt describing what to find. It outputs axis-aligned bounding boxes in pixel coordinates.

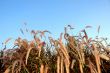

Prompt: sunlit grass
[0,25,110,73]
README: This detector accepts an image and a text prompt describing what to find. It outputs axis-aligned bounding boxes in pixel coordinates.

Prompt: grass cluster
[0,25,110,73]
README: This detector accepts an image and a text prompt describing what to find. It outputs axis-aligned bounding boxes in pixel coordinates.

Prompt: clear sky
[0,0,110,49]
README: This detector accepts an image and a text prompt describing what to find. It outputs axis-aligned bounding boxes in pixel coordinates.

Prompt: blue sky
[0,0,110,48]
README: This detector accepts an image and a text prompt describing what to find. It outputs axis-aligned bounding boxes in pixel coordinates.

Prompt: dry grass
[0,26,110,73]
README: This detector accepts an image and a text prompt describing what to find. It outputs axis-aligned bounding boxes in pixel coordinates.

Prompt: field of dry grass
[0,25,110,73]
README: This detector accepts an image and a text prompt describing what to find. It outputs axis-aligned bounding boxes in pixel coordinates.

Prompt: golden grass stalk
[79,44,85,73]
[40,64,44,73]
[100,53,109,61]
[58,41,70,66]
[79,62,83,73]
[38,45,42,57]
[4,68,10,73]
[12,60,20,73]
[57,56,60,73]
[71,59,76,69]
[44,65,48,73]
[25,47,32,65]
[92,44,101,73]
[68,36,85,73]
[61,56,64,73]
[88,58,98,73]
[59,33,70,69]
[64,59,70,73]
[58,34,70,73]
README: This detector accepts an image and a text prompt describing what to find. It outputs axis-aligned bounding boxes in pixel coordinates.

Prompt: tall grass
[0,25,110,73]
